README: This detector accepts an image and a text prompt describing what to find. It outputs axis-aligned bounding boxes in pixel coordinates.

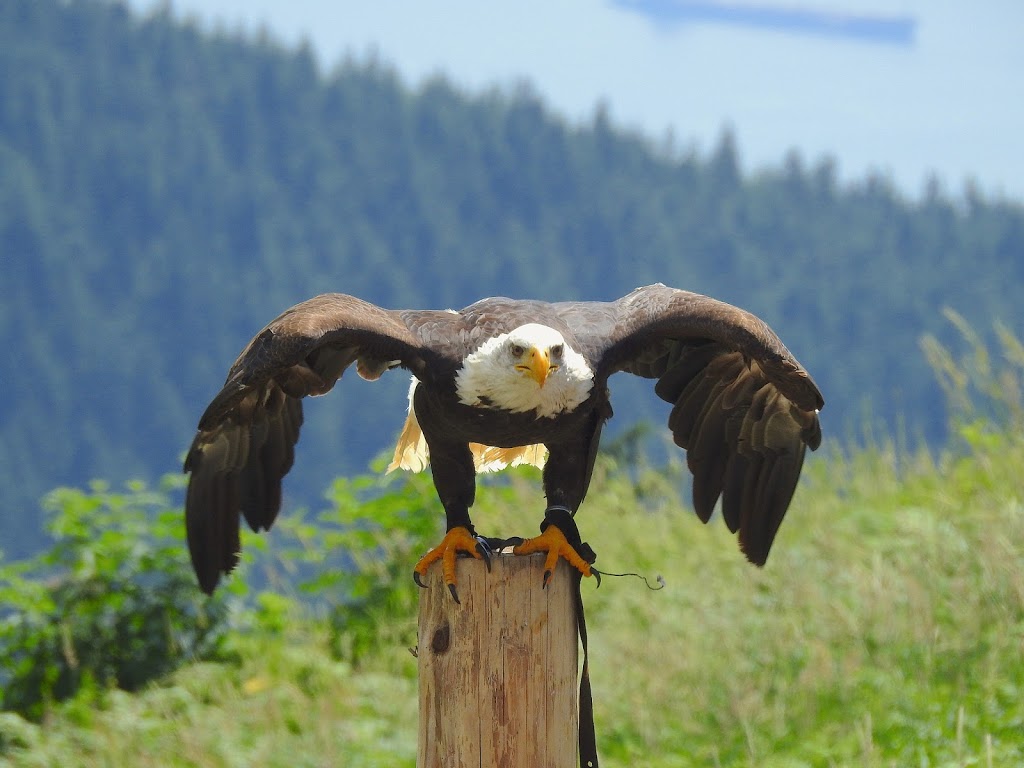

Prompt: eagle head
[456,324,594,417]
[505,324,566,388]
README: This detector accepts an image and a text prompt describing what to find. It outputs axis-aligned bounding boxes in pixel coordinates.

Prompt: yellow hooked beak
[516,346,556,387]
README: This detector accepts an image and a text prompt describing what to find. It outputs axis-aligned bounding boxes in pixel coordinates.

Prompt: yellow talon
[513,523,593,586]
[413,526,487,603]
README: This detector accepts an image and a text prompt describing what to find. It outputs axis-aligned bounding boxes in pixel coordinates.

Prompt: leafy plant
[0,478,230,720]
[264,463,445,666]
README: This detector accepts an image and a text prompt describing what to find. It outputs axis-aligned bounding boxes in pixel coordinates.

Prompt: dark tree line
[2,0,1022,555]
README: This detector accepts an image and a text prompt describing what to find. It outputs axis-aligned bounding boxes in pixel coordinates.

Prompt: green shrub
[0,478,230,720]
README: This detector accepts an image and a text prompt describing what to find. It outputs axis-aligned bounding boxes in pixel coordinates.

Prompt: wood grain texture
[417,554,578,768]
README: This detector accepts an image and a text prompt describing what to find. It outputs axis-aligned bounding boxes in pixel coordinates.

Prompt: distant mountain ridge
[2,0,1022,556]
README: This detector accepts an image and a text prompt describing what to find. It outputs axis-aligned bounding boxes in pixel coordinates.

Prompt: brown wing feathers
[184,384,303,593]
[654,340,819,565]
[184,294,427,594]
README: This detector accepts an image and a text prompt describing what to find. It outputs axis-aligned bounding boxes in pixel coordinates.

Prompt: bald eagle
[185,284,823,597]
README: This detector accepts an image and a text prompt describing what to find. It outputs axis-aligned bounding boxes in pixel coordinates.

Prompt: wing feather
[720,451,749,534]
[654,343,721,405]
[668,371,722,446]
[184,294,434,593]
[602,284,823,565]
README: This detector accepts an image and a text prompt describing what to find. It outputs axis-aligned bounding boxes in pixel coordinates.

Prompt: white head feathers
[455,324,594,417]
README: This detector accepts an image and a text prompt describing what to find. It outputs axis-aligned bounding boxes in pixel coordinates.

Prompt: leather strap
[573,568,599,768]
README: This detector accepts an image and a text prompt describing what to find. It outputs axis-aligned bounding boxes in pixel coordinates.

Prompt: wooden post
[417,552,578,768]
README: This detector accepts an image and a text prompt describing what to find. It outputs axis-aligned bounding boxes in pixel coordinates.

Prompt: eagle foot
[413,525,491,604]
[513,506,599,588]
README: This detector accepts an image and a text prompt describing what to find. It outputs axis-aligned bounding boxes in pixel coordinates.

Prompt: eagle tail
[387,406,547,475]
[470,443,547,473]
[387,405,430,473]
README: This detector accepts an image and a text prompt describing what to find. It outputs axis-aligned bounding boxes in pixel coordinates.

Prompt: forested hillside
[3,0,1022,556]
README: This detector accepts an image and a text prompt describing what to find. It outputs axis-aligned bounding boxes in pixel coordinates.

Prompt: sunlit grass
[3,325,1023,766]
[573,433,1024,766]
[1,625,420,768]
[6,427,1020,768]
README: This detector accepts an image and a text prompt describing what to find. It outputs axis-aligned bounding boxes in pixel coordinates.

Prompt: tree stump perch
[417,552,579,768]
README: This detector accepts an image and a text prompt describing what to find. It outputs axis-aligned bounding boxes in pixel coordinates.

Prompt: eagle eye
[510,343,526,357]
[550,344,563,358]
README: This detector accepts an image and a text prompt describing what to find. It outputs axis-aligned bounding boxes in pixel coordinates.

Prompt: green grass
[0,630,420,767]
[3,424,1022,768]
[4,324,1024,766]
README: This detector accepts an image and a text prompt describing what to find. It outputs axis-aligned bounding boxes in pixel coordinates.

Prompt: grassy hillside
[2,334,1022,767]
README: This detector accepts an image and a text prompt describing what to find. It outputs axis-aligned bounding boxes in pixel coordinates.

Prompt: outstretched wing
[184,293,431,593]
[591,284,823,565]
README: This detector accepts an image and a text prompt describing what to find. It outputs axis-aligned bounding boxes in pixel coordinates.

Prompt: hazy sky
[128,0,1023,201]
